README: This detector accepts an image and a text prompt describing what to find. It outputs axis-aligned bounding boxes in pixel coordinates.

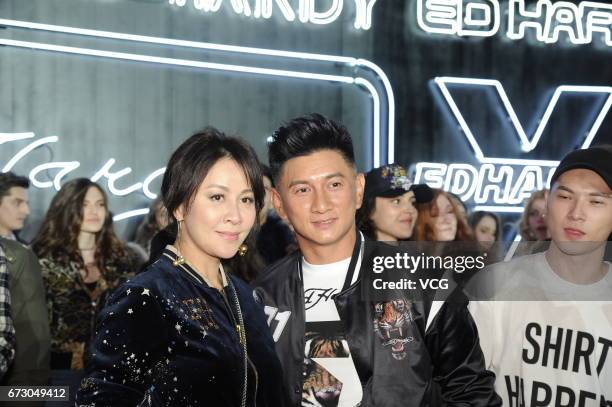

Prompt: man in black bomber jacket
[253,114,502,407]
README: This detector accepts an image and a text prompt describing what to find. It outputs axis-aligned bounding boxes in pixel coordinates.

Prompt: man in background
[0,172,50,400]
[0,172,31,243]
[470,145,612,405]
[0,238,50,392]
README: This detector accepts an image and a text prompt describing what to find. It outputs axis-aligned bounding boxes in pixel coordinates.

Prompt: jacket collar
[162,246,229,289]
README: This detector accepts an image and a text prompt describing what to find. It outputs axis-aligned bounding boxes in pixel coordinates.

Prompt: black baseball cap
[550,146,612,189]
[364,164,433,203]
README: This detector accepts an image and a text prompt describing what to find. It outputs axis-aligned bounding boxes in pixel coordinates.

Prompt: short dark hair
[0,172,29,201]
[161,127,265,224]
[268,113,355,183]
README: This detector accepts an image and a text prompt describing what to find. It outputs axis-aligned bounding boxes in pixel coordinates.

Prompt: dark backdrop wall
[375,1,612,165]
[0,0,610,240]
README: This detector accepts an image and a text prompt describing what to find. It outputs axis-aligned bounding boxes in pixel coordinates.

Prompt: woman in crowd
[414,189,478,286]
[32,179,142,388]
[255,165,296,265]
[511,189,550,257]
[414,188,474,242]
[356,164,432,241]
[448,192,469,226]
[518,189,549,241]
[469,211,501,249]
[469,210,502,262]
[76,128,283,406]
[134,197,169,256]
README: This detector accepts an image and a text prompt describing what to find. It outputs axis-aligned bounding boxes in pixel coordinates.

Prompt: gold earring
[173,220,186,266]
[238,244,248,257]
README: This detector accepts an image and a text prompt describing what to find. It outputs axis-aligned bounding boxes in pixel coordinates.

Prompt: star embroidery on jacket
[142,288,150,296]
[175,323,182,332]
[126,289,131,295]
[127,308,133,314]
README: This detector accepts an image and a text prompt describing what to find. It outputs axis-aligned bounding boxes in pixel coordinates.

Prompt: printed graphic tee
[469,253,612,406]
[301,252,363,406]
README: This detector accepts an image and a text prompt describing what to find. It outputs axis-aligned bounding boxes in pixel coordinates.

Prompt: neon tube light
[0,18,394,166]
[434,77,612,159]
[167,0,378,30]
[113,208,150,222]
[416,0,612,47]
[414,77,610,214]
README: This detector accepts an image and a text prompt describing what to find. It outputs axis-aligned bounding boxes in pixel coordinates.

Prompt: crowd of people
[0,113,608,406]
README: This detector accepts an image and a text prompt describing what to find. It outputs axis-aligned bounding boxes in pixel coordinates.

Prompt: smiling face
[474,215,497,249]
[80,186,107,234]
[0,187,30,236]
[432,193,458,242]
[175,158,256,261]
[370,191,418,241]
[272,149,364,259]
[547,168,612,255]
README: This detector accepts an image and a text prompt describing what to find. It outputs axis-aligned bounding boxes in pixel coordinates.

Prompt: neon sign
[413,77,612,213]
[417,0,612,47]
[0,19,394,220]
[168,0,379,30]
[0,132,166,220]
[0,18,393,166]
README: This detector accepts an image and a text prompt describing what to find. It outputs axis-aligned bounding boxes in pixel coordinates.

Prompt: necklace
[166,250,248,406]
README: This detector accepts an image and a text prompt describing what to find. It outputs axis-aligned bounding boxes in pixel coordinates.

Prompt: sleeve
[0,252,15,379]
[425,293,502,406]
[38,259,60,352]
[76,283,169,407]
[6,247,51,386]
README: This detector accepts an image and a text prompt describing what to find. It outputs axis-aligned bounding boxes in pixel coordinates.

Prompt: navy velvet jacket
[76,249,284,407]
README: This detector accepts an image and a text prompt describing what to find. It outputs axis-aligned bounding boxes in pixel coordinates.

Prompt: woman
[32,179,141,371]
[357,164,433,241]
[469,210,502,263]
[255,165,296,265]
[414,189,474,242]
[413,189,479,286]
[518,189,549,241]
[134,197,169,256]
[469,211,501,250]
[76,128,283,406]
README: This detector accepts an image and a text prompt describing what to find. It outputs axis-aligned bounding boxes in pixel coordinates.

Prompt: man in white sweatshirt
[469,145,612,406]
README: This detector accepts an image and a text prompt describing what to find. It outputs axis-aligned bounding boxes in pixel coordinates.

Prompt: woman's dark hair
[469,211,501,241]
[161,127,265,223]
[157,127,266,281]
[356,195,378,240]
[32,178,128,271]
[268,113,355,183]
[414,189,474,242]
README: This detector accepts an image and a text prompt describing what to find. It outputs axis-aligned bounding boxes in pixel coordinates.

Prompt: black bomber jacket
[253,236,502,407]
